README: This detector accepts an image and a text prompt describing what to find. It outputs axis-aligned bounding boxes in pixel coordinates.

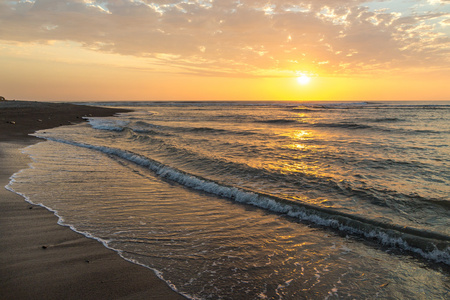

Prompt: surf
[32,133,450,265]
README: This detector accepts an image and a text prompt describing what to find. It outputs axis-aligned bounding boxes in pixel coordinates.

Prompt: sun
[297,75,311,85]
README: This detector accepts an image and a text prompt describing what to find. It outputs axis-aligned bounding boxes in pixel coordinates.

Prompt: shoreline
[0,101,185,299]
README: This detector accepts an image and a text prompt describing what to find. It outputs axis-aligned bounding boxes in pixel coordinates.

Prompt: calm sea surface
[8,101,450,299]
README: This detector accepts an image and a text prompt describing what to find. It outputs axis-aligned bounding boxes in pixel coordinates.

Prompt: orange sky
[1,0,449,101]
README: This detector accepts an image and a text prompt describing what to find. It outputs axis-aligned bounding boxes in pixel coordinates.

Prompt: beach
[0,101,185,299]
[2,100,449,299]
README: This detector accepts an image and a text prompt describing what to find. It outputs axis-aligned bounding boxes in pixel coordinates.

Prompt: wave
[311,122,373,130]
[255,119,379,130]
[88,116,445,140]
[290,108,317,112]
[185,127,229,134]
[122,118,449,213]
[303,102,369,110]
[292,102,369,110]
[257,119,299,124]
[89,118,257,137]
[32,134,450,265]
[300,120,442,134]
[376,105,450,111]
[252,119,378,131]
[87,118,130,131]
[378,127,443,135]
[128,129,447,210]
[369,118,403,123]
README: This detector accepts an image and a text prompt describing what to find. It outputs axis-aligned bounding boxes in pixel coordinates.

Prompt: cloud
[1,0,449,77]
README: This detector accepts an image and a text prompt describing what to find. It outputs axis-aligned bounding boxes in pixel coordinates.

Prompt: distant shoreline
[0,100,131,141]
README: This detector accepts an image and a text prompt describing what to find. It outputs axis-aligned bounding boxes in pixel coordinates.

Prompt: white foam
[86,118,130,131]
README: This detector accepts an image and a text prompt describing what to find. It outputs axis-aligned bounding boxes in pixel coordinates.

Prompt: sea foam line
[5,155,194,300]
[33,134,450,265]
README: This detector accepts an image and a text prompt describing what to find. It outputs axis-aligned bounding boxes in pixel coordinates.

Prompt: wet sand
[0,101,185,299]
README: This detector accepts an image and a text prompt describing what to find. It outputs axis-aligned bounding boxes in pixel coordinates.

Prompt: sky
[0,0,449,101]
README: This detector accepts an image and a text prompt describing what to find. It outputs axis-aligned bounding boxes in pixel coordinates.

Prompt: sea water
[7,101,450,299]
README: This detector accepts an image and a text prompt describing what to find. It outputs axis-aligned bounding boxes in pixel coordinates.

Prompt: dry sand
[0,101,186,299]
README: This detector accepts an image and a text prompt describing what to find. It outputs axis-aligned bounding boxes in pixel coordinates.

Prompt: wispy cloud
[1,0,449,77]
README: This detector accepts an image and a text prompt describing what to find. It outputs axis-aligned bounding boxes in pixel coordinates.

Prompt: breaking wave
[32,134,450,265]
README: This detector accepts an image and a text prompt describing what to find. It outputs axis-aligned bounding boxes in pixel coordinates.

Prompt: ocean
[7,101,449,299]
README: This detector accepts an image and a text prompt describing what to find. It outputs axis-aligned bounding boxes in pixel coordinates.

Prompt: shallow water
[8,101,450,299]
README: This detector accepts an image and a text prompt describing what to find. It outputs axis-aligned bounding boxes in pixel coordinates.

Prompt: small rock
[42,245,48,249]
[37,119,42,122]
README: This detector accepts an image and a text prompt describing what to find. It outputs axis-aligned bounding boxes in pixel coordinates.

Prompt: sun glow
[297,75,311,85]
